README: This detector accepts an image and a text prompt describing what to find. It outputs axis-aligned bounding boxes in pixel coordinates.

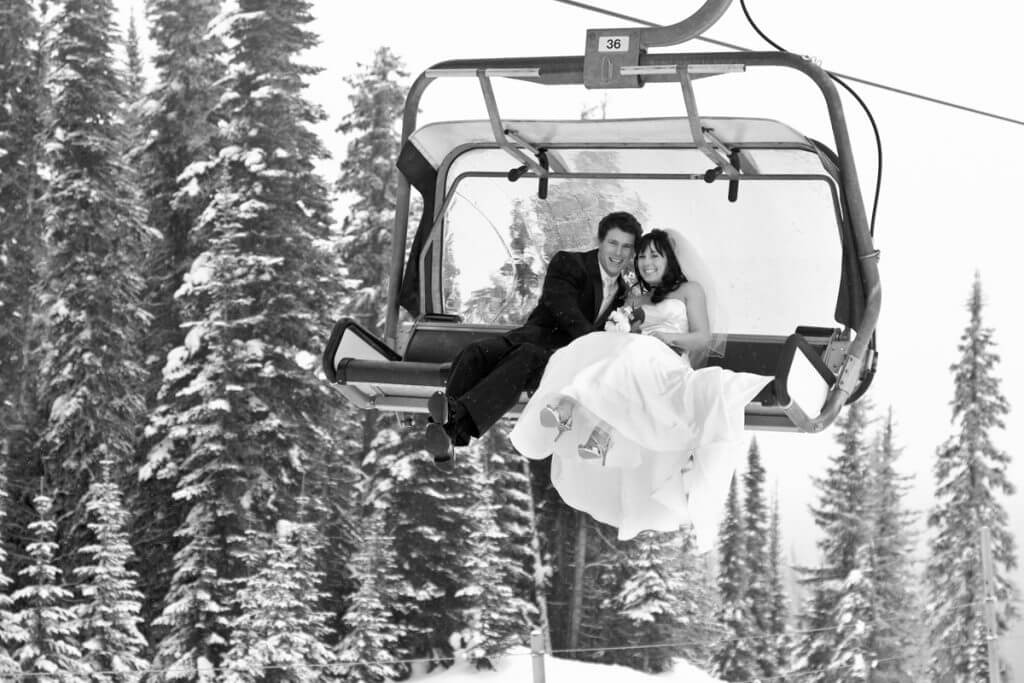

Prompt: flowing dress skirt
[510,332,771,551]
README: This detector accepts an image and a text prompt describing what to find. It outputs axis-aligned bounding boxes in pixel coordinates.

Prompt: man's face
[597,226,636,277]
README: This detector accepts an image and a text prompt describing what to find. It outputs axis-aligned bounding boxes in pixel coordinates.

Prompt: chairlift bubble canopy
[323,41,880,433]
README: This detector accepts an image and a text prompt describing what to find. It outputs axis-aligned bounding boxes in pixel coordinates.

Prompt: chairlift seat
[323,316,840,430]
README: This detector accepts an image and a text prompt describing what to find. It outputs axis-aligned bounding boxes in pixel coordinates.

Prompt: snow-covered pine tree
[457,443,535,670]
[672,530,720,670]
[10,494,88,678]
[711,474,758,681]
[476,426,538,622]
[121,9,147,161]
[336,45,483,667]
[867,408,921,681]
[741,437,776,679]
[462,200,543,324]
[0,0,45,513]
[336,45,407,337]
[926,273,1018,681]
[766,493,790,675]
[74,458,149,678]
[36,0,153,560]
[222,515,336,682]
[0,464,21,674]
[137,0,224,362]
[333,508,409,683]
[328,43,410,627]
[828,553,875,683]
[791,400,875,681]
[125,10,145,103]
[367,427,484,667]
[146,0,344,674]
[133,0,226,638]
[608,531,690,673]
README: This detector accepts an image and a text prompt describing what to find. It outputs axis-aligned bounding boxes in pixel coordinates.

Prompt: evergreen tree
[335,45,483,667]
[828,557,875,683]
[146,0,344,674]
[711,475,757,681]
[125,9,145,102]
[336,45,407,336]
[926,273,1018,681]
[609,532,690,673]
[368,425,481,667]
[741,437,776,678]
[328,43,411,635]
[462,199,544,324]
[10,494,88,678]
[791,400,874,681]
[669,530,720,670]
[766,493,790,675]
[0,464,21,674]
[333,508,408,683]
[0,0,45,506]
[222,517,336,682]
[476,426,538,620]
[74,459,149,678]
[136,0,224,362]
[134,0,226,638]
[867,409,920,681]
[458,447,535,669]
[35,0,152,558]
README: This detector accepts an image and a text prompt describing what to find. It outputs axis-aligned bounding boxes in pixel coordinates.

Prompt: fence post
[531,628,546,683]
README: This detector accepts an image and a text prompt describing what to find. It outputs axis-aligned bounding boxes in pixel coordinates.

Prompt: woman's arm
[649,282,713,355]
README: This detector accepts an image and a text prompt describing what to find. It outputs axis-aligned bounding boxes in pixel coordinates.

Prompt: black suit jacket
[506,249,627,350]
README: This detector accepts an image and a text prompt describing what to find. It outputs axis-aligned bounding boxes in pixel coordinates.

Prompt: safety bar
[775,331,852,433]
[332,359,448,387]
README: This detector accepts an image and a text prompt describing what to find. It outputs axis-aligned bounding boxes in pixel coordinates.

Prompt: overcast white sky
[119,0,1024,661]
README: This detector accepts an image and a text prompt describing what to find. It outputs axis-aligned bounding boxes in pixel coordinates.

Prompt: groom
[425,211,643,461]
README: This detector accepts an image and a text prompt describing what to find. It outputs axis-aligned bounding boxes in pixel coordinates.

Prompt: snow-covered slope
[407,647,725,682]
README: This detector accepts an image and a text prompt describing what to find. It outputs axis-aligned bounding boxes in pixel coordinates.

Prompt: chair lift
[322,0,881,433]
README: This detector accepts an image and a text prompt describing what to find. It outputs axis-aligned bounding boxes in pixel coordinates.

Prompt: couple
[427,211,770,551]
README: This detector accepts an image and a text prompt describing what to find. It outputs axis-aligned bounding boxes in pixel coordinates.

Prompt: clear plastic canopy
[399,117,857,338]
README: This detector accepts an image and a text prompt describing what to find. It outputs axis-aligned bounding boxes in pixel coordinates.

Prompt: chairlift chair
[323,0,880,433]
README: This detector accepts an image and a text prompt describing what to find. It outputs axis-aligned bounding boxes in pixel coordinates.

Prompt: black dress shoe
[428,391,450,425]
[425,422,454,463]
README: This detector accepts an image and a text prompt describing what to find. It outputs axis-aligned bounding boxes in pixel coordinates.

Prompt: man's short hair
[598,211,643,244]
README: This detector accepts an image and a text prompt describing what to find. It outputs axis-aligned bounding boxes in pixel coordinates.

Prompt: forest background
[1,0,1022,681]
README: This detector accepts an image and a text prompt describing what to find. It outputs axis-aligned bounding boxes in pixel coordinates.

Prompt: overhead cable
[550,0,1024,127]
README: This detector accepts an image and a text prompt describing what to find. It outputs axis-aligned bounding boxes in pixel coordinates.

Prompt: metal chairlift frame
[331,1,881,434]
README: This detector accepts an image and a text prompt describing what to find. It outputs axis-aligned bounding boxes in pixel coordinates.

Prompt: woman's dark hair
[635,229,687,303]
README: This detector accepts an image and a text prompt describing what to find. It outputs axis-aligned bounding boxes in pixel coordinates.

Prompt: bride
[509,229,771,552]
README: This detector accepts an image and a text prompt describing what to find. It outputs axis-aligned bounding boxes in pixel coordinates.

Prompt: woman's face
[637,245,667,285]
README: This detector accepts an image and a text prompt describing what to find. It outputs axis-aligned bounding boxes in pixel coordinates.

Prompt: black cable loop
[739,0,883,236]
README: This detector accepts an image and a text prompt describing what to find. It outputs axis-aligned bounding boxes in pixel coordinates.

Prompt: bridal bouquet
[605,275,645,333]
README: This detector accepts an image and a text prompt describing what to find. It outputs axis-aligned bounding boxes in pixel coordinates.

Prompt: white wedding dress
[509,298,772,552]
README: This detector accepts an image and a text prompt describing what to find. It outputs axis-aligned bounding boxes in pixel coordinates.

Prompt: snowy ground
[405,647,725,682]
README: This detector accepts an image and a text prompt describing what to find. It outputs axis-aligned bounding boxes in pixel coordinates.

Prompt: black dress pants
[445,336,551,443]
